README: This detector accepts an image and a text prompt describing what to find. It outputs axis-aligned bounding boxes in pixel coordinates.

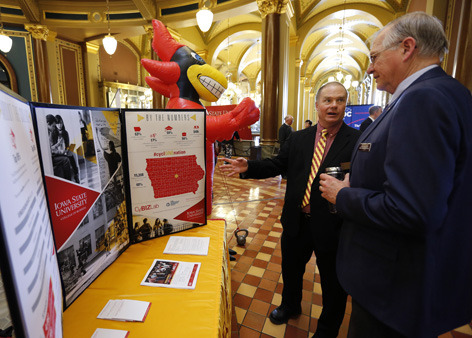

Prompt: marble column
[257,0,290,154]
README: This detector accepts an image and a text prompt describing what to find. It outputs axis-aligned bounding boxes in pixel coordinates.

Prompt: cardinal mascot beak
[188,64,228,102]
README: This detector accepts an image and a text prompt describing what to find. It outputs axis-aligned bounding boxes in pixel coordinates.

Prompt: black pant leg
[280,215,315,309]
[313,248,348,338]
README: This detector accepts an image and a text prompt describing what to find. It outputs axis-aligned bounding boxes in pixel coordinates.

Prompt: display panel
[124,110,206,243]
[32,103,130,307]
[0,87,63,337]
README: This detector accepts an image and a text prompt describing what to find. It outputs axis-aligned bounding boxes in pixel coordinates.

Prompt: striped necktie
[301,129,328,208]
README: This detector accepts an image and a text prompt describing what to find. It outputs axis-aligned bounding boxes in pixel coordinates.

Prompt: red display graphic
[174,198,205,223]
[145,155,204,198]
[45,176,100,249]
[205,105,253,140]
[42,279,56,338]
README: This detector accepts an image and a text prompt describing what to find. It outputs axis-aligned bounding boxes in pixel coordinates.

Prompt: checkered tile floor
[210,159,472,338]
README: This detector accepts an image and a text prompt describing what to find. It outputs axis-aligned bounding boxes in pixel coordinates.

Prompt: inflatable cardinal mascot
[141,20,260,215]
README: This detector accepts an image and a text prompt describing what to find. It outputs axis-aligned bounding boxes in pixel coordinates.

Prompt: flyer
[140,259,201,289]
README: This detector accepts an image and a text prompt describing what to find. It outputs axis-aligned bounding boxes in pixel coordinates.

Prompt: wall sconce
[102,0,117,55]
[196,5,213,32]
[0,9,12,53]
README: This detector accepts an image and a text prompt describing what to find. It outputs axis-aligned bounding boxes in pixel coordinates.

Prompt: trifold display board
[0,87,63,337]
[0,84,207,337]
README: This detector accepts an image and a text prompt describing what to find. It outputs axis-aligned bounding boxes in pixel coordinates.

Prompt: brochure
[97,299,151,322]
[141,259,201,289]
[92,328,129,338]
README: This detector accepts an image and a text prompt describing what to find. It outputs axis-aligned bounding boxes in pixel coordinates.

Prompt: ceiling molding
[18,0,41,23]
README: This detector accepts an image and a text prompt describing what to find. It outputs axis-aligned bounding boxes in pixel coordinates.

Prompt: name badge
[358,143,371,152]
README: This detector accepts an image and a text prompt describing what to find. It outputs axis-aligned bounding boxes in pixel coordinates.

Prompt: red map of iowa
[146,155,204,198]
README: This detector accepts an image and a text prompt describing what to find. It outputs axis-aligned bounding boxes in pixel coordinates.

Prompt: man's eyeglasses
[369,41,403,64]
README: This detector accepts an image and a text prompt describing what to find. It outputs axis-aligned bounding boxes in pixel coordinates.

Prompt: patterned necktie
[301,129,328,208]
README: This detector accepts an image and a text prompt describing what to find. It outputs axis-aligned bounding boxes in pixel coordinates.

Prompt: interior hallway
[209,159,472,338]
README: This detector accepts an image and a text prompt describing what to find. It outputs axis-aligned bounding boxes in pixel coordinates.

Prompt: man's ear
[401,37,417,61]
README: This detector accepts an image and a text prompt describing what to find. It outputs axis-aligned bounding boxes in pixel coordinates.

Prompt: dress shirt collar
[317,121,342,138]
[390,64,438,103]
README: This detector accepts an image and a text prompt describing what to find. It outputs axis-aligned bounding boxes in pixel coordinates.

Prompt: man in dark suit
[221,82,360,338]
[278,114,294,149]
[320,12,472,337]
[359,105,381,132]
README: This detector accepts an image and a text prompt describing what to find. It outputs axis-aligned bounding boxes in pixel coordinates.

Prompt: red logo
[182,132,187,137]
[165,126,173,131]
[134,127,141,132]
[10,129,16,149]
[42,279,56,338]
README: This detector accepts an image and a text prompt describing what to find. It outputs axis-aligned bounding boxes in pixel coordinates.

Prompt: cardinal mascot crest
[141,20,260,215]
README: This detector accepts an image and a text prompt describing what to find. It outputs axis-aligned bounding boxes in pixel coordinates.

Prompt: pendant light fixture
[102,0,117,55]
[196,2,213,32]
[0,8,12,53]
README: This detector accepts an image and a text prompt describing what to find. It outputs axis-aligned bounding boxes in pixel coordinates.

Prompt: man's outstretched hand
[218,157,249,177]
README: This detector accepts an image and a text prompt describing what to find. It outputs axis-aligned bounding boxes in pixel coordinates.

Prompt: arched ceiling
[1,0,410,89]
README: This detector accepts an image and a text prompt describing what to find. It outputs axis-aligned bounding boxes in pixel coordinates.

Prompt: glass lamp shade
[352,80,359,88]
[0,34,13,53]
[196,8,213,32]
[336,72,343,81]
[102,34,117,55]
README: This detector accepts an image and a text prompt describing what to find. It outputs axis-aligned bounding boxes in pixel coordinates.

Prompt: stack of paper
[97,299,151,322]
[163,236,210,255]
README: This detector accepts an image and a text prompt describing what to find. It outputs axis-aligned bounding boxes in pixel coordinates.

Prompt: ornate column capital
[144,25,154,39]
[24,24,57,41]
[257,0,289,18]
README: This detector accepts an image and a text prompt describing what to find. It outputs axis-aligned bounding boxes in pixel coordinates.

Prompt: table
[63,220,231,337]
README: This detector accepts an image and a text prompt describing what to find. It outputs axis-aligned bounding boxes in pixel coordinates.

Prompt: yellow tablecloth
[63,220,231,337]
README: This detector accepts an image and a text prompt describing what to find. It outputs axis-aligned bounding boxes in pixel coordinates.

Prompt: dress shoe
[229,255,236,261]
[269,305,301,325]
[228,248,237,255]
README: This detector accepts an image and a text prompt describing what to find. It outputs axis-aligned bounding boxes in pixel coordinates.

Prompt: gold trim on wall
[5,30,37,101]
[55,38,86,105]
[120,40,142,86]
